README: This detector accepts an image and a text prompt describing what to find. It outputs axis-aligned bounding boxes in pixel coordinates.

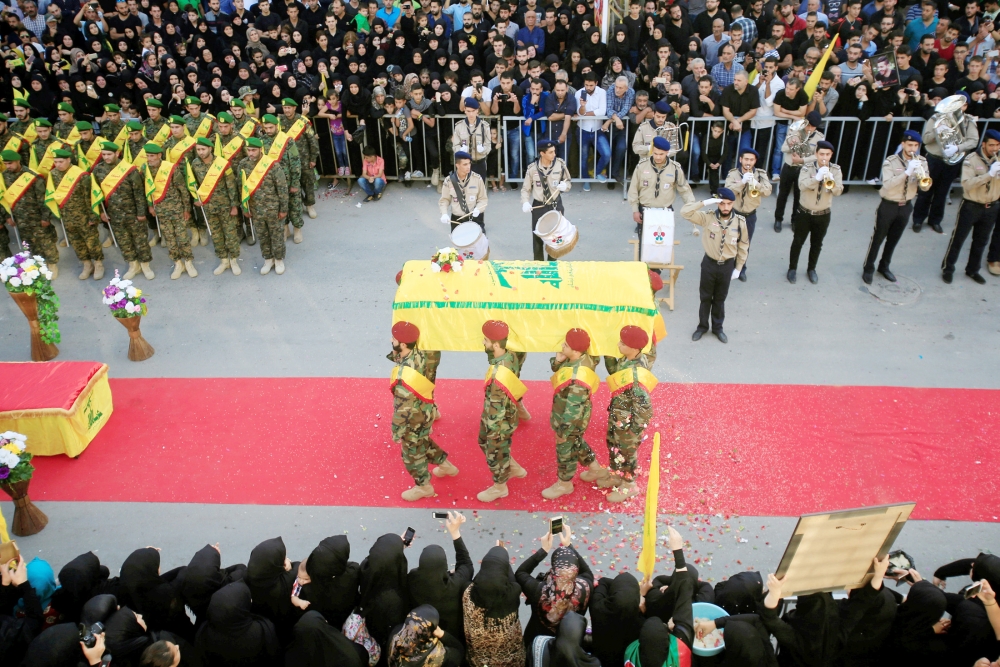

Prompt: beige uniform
[452,118,491,161]
[797,162,844,211]
[631,120,671,158]
[520,158,572,204]
[960,150,1000,204]
[724,167,772,213]
[781,128,825,166]
[626,157,695,211]
[439,171,488,218]
[922,116,979,159]
[879,154,931,203]
[680,202,750,267]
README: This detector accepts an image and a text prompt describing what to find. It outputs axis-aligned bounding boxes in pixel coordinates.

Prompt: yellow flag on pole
[804,36,840,98]
[637,431,661,580]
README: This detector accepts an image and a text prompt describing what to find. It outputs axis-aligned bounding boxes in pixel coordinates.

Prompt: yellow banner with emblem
[195,157,232,204]
[31,141,66,177]
[285,116,309,140]
[392,261,660,355]
[150,122,171,145]
[46,165,86,215]
[166,136,196,163]
[0,171,37,214]
[390,364,435,403]
[550,364,600,395]
[606,366,658,396]
[485,364,528,401]
[239,118,259,138]
[3,135,23,154]
[193,114,215,138]
[99,161,135,199]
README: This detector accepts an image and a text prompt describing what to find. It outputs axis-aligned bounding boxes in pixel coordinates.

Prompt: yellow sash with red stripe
[150,122,171,145]
[485,364,528,401]
[99,161,135,199]
[265,131,293,161]
[0,170,37,214]
[195,157,231,205]
[32,141,67,177]
[285,117,309,141]
[145,160,177,205]
[50,165,87,211]
[239,118,259,138]
[240,155,276,207]
[606,366,658,397]
[193,114,215,138]
[113,125,129,148]
[166,136,196,164]
[3,135,23,154]
[77,140,104,170]
[390,365,435,403]
[217,134,245,164]
[550,364,600,395]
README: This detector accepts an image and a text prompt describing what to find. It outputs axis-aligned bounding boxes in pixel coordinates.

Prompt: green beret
[57,102,74,113]
[146,99,164,108]
[217,111,234,123]
[281,97,298,107]
[101,141,119,151]
[184,96,200,105]
[0,150,21,161]
[52,149,73,158]
[126,120,144,131]
[104,103,121,112]
[144,143,163,154]
[13,100,30,109]
[262,114,278,124]
[169,115,186,125]
[75,120,93,131]
[230,100,246,109]
[196,137,214,148]
[35,119,52,127]
[246,137,263,148]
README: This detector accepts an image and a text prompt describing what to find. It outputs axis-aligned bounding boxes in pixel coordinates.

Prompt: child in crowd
[706,121,726,196]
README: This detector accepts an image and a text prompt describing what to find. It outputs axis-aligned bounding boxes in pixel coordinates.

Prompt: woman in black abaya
[936,553,1000,667]
[387,604,465,667]
[881,579,949,667]
[758,573,840,667]
[715,571,764,615]
[194,582,280,667]
[245,537,299,641]
[51,552,113,624]
[462,545,524,667]
[532,611,601,667]
[407,512,474,642]
[590,572,646,667]
[181,544,247,627]
[284,610,370,667]
[359,533,411,665]
[19,623,89,667]
[118,548,189,638]
[299,535,361,629]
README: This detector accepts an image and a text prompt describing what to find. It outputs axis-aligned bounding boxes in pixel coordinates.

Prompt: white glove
[943,144,959,158]
[557,181,570,191]
[440,213,450,224]
[741,171,754,183]
[703,198,723,206]
[522,202,532,213]
[476,144,486,153]
[905,160,918,176]
[814,166,829,181]
[731,269,741,280]
[456,143,468,153]
[990,162,1000,177]
[471,207,481,217]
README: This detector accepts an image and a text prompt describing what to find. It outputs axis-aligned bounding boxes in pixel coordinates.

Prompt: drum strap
[537,161,555,204]
[451,172,471,216]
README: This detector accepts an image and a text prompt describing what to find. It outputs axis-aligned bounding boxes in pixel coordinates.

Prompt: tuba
[655,121,689,158]
[786,119,815,159]
[931,95,969,165]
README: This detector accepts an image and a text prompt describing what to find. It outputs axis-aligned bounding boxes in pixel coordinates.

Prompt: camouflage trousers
[110,215,152,263]
[18,221,59,265]
[424,350,441,383]
[392,405,448,486]
[1,224,11,258]
[203,206,241,259]
[253,214,286,260]
[64,218,103,262]
[477,412,517,484]
[158,212,194,261]
[301,168,316,206]
[289,187,304,229]
[605,424,642,483]
[552,419,596,481]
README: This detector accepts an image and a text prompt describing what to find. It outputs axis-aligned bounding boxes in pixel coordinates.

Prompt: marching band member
[439,151,488,231]
[627,136,695,253]
[452,98,491,181]
[631,100,673,158]
[913,95,978,233]
[520,139,571,260]
[773,111,824,233]
[723,147,771,281]
[943,129,1000,284]
[789,140,843,285]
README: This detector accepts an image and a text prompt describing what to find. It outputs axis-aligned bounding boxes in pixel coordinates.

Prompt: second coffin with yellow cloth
[392,260,666,355]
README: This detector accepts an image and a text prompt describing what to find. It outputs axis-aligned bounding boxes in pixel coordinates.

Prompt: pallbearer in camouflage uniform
[53,103,80,142]
[190,137,241,276]
[476,320,529,503]
[260,114,303,243]
[389,320,457,501]
[238,136,288,275]
[229,100,260,139]
[543,327,607,500]
[49,149,103,279]
[2,150,56,275]
[10,101,36,147]
[0,117,31,166]
[600,326,658,503]
[93,141,153,280]
[280,98,319,219]
[143,144,197,280]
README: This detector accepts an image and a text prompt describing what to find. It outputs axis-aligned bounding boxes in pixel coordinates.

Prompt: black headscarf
[284,610,369,667]
[552,611,601,667]
[359,533,410,650]
[80,594,119,627]
[407,543,469,640]
[638,617,675,667]
[341,75,372,120]
[973,552,1000,592]
[104,607,154,667]
[715,572,764,615]
[839,586,897,662]
[783,592,840,667]
[194,582,281,667]
[181,545,247,624]
[537,547,590,634]
[300,536,360,629]
[245,537,297,630]
[884,580,948,665]
[590,573,645,667]
[388,604,447,667]
[468,546,521,619]
[51,552,111,624]
[19,623,82,667]
[119,548,184,633]
[719,618,777,667]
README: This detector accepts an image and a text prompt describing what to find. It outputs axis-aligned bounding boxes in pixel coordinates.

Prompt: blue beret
[455,150,472,160]
[654,100,671,113]
[740,147,759,159]
[536,139,556,151]
[806,111,823,127]
[652,136,671,152]
[902,130,922,143]
[816,140,835,151]
[718,187,736,201]
[985,129,1000,143]
[464,97,480,110]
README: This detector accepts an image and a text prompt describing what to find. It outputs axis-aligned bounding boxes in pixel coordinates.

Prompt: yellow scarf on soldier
[144,160,178,205]
[99,161,135,199]
[31,141,66,177]
[16,124,37,144]
[123,142,147,168]
[550,363,600,394]
[606,365,658,397]
[76,140,103,171]
[150,122,171,145]
[0,170,38,214]
[485,363,528,401]
[64,125,81,144]
[113,125,130,147]
[240,155,276,208]
[3,135,23,154]
[284,116,309,141]
[265,131,293,161]
[166,136,196,163]
[192,156,232,205]
[192,114,214,138]
[239,120,258,138]
[215,133,245,165]
[44,165,87,217]
[390,364,435,403]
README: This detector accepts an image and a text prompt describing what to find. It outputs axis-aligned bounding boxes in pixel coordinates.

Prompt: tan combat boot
[189,228,199,245]
[148,234,160,247]
[92,260,105,280]
[541,480,574,500]
[260,259,274,275]
[508,458,528,479]
[49,264,59,280]
[607,481,640,503]
[78,260,93,280]
[170,261,184,280]
[102,235,113,248]
[230,257,241,275]
[213,258,230,275]
[477,483,509,502]
[401,484,436,501]
[284,223,291,239]
[140,262,155,280]
[293,227,303,244]
[432,459,459,478]
[579,460,610,483]
[199,229,208,246]
[596,474,619,489]
[184,259,198,277]
[306,205,317,219]
[517,400,532,421]
[123,261,139,280]
[274,259,286,275]
[989,261,1000,276]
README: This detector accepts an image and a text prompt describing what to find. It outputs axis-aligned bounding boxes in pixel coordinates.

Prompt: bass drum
[451,221,490,260]
[534,210,578,258]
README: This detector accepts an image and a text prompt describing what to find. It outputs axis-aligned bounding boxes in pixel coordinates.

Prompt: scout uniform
[451,99,491,179]
[520,139,571,260]
[680,188,750,342]
[774,111,824,232]
[0,152,55,269]
[261,114,303,238]
[389,321,455,501]
[477,320,529,502]
[631,101,674,158]
[790,141,843,283]
[237,136,289,274]
[913,110,978,232]
[279,98,320,219]
[48,148,104,279]
[142,100,171,145]
[142,143,197,280]
[439,151,488,231]
[943,129,1000,283]
[183,97,217,139]
[189,137,242,271]
[91,142,152,277]
[627,136,695,248]
[723,147,771,280]
[602,325,658,502]
[864,130,931,284]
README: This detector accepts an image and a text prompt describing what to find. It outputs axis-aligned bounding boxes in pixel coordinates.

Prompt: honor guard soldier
[101,104,127,147]
[238,136,289,275]
[439,151,488,231]
[724,147,771,281]
[190,137,242,276]
[143,144,197,280]
[0,116,30,166]
[942,129,1000,284]
[544,327,607,500]
[863,130,931,284]
[142,99,170,145]
[452,98,491,180]
[521,139,571,260]
[10,100,36,144]
[389,321,458,501]
[49,148,104,279]
[627,136,695,251]
[680,188,749,344]
[261,114,304,244]
[631,100,674,159]
[183,96,216,139]
[788,140,842,284]
[913,95,978,233]
[92,141,153,280]
[53,103,79,141]
[280,98,320,220]
[2,150,55,276]
[774,111,824,233]
[477,320,529,503]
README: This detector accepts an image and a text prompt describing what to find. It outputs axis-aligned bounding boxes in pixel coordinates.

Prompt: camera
[79,622,104,649]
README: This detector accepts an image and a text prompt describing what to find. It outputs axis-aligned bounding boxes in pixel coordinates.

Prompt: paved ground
[2,179,996,585]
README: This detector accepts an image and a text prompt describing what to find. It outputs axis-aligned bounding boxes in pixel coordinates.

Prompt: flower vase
[0,480,48,536]
[8,292,59,362]
[116,315,155,361]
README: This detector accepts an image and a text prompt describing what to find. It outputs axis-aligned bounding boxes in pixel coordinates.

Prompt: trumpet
[819,162,836,191]
[906,151,933,189]
[748,179,760,198]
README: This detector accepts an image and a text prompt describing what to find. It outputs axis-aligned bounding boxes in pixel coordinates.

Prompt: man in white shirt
[751,56,783,172]
[575,71,609,191]
[460,70,494,109]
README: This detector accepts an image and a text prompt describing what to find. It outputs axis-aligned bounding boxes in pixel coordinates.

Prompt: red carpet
[28,378,998,522]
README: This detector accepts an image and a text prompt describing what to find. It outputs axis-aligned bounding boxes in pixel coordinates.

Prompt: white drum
[640,208,675,264]
[451,222,490,260]
[534,210,579,258]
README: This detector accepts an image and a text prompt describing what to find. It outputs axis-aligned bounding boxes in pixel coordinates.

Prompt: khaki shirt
[439,171,488,217]
[922,116,979,159]
[879,154,931,203]
[627,157,695,212]
[781,128,825,166]
[631,120,670,158]
[521,158,571,204]
[452,118,491,161]
[680,201,750,268]
[724,167,772,213]
[798,162,844,211]
[961,150,1000,204]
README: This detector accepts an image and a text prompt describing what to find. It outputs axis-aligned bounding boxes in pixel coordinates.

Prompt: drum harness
[450,171,475,221]
[529,158,567,211]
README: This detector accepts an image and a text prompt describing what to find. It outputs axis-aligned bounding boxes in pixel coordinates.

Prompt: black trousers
[774,164,801,223]
[530,198,561,261]
[942,199,998,276]
[471,158,487,181]
[737,210,757,269]
[697,255,735,333]
[912,154,962,228]
[450,212,485,233]
[989,215,1000,263]
[789,207,831,271]
[864,199,912,273]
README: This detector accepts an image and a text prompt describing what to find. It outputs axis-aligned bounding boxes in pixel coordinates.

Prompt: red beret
[649,270,664,292]
[565,328,591,352]
[395,270,402,285]
[392,321,420,344]
[482,320,509,341]
[620,325,649,350]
